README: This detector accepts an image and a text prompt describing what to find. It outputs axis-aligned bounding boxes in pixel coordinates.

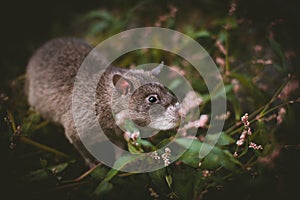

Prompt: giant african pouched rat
[26,38,180,165]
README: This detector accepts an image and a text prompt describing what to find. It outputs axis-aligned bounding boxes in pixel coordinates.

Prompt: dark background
[0,0,299,91]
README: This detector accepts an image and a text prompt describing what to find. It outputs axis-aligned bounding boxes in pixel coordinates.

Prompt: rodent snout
[167,102,181,113]
[175,102,180,110]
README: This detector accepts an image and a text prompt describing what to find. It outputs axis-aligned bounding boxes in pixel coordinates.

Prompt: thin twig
[19,136,70,158]
[32,120,50,132]
[7,111,17,132]
[225,77,293,136]
[258,76,290,117]
[74,163,102,182]
[225,30,230,75]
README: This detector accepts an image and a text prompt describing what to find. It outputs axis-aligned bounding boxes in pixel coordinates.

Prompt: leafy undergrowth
[1,1,299,200]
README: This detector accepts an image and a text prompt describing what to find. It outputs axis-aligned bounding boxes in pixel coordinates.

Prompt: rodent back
[26,38,92,123]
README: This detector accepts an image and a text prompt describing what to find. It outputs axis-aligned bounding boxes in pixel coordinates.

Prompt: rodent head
[128,83,180,130]
[111,65,180,130]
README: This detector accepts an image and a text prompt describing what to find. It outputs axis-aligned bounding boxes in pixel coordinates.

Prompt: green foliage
[24,162,69,182]
[175,138,241,170]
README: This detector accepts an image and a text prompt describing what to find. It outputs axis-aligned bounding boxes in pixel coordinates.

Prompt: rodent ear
[151,61,164,76]
[113,74,133,95]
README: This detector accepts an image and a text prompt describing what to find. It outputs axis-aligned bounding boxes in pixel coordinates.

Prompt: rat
[26,38,180,165]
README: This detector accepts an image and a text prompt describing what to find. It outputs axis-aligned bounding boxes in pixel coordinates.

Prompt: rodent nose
[174,102,180,110]
[168,102,180,112]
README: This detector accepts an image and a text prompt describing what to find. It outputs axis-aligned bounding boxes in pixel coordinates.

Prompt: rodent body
[26,38,180,165]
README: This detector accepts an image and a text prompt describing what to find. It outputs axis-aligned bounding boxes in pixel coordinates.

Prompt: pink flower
[236,113,252,146]
[216,57,225,68]
[277,107,286,125]
[179,115,209,136]
[228,2,237,16]
[179,91,203,117]
[249,142,263,150]
[253,45,263,52]
[215,40,227,55]
[278,79,299,101]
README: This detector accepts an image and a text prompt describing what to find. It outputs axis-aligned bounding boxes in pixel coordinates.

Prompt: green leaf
[138,139,155,149]
[40,158,48,168]
[218,31,226,42]
[148,168,165,186]
[148,168,170,193]
[127,142,140,153]
[175,138,202,153]
[165,174,173,188]
[175,138,205,168]
[123,119,140,133]
[103,153,145,182]
[90,166,109,180]
[49,162,69,174]
[238,142,249,158]
[229,72,265,104]
[84,10,113,21]
[205,132,235,146]
[88,22,109,35]
[21,110,41,134]
[195,30,211,38]
[23,168,48,182]
[23,162,69,182]
[227,94,242,120]
[93,154,145,196]
[202,84,233,104]
[175,138,241,170]
[172,165,195,200]
[192,170,205,199]
[219,150,242,170]
[156,137,173,149]
[269,38,286,67]
[230,73,253,90]
[93,181,113,196]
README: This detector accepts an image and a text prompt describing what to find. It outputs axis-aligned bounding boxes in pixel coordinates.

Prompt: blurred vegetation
[1,0,299,200]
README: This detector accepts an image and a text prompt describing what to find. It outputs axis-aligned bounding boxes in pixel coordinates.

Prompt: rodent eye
[147,95,158,103]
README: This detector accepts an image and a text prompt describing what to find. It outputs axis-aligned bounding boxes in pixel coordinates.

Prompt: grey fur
[26,38,179,165]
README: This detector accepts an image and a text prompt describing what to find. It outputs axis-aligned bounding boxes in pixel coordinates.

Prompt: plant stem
[54,181,89,190]
[225,105,265,135]
[258,76,290,117]
[74,163,102,182]
[7,111,17,132]
[225,76,291,136]
[32,120,50,132]
[19,136,70,158]
[225,30,230,75]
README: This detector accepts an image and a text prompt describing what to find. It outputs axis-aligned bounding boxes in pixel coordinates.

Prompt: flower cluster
[202,170,212,177]
[123,131,140,142]
[236,113,252,146]
[178,91,203,117]
[150,148,172,167]
[277,107,286,125]
[162,147,171,167]
[149,188,159,199]
[215,111,230,120]
[150,151,160,160]
[228,1,237,16]
[278,78,299,101]
[179,114,209,136]
[252,59,272,65]
[155,5,178,27]
[249,142,263,150]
